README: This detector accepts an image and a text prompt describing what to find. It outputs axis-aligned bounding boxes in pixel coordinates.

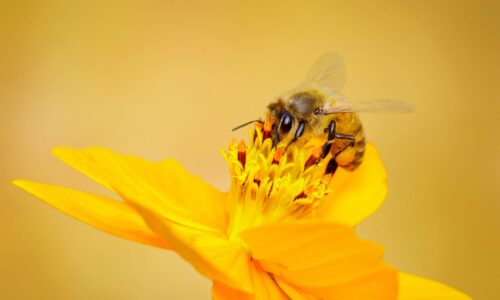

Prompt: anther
[304,147,323,169]
[238,140,246,168]
[253,170,263,186]
[252,121,263,143]
[263,117,273,140]
[294,191,308,201]
[294,186,314,201]
[267,181,274,198]
[273,148,283,164]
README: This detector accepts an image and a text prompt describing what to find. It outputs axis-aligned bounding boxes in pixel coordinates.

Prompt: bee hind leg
[321,121,356,175]
[321,121,355,158]
[325,157,338,175]
[334,133,355,146]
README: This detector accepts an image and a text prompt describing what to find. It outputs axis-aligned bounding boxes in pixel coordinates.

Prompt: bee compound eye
[280,112,293,134]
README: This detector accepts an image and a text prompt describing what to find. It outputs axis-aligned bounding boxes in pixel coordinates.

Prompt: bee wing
[300,53,346,93]
[324,99,415,113]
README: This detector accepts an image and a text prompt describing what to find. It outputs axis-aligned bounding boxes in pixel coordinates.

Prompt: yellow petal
[12,180,169,249]
[241,222,397,299]
[274,279,317,300]
[212,282,252,300]
[248,263,288,300]
[298,268,397,300]
[52,147,227,232]
[275,269,397,300]
[212,263,288,300]
[133,204,253,293]
[317,143,388,226]
[398,272,471,300]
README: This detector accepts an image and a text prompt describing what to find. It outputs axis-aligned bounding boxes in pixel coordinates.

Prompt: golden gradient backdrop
[1,1,499,299]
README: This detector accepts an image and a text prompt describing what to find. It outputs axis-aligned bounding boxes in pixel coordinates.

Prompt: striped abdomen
[330,112,366,170]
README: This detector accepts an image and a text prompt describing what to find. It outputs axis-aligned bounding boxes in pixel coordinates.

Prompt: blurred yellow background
[1,1,499,299]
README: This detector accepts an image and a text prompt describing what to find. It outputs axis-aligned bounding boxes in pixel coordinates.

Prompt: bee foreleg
[272,124,279,148]
[284,120,305,151]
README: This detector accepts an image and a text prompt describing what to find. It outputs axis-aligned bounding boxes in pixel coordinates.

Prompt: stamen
[238,140,246,168]
[294,191,307,200]
[253,122,263,143]
[263,117,273,140]
[225,121,338,239]
[294,185,315,201]
[273,148,283,164]
[255,121,263,131]
[304,147,323,169]
[253,170,264,186]
[267,181,274,198]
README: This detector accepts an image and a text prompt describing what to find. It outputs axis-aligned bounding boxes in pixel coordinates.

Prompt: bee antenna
[232,120,264,132]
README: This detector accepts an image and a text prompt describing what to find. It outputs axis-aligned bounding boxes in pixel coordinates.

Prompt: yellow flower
[13,125,470,299]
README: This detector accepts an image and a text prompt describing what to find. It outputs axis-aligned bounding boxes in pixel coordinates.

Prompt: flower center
[223,118,334,243]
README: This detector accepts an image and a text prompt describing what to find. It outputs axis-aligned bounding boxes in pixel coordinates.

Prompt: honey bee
[234,53,413,174]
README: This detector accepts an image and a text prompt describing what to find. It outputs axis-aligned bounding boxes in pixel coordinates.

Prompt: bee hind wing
[325,99,415,113]
[301,53,346,93]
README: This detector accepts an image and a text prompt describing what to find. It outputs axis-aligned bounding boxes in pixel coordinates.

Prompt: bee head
[267,99,297,146]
